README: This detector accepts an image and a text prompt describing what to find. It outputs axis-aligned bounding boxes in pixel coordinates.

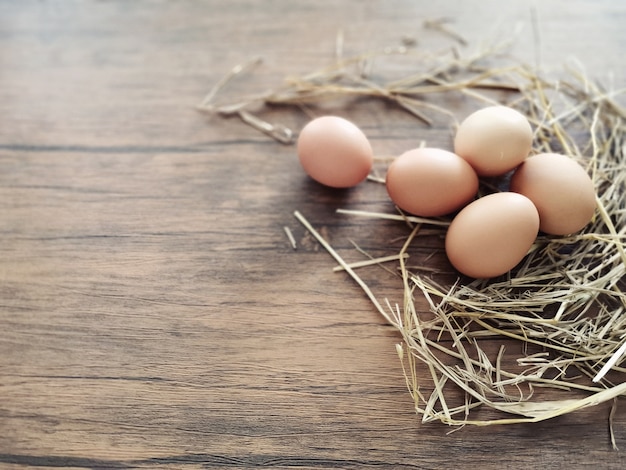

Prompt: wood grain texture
[1,1,626,468]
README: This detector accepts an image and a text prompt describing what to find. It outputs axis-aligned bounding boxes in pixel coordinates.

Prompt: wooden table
[2,1,626,468]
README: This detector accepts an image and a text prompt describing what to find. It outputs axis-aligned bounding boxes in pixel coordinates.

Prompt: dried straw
[201,25,626,447]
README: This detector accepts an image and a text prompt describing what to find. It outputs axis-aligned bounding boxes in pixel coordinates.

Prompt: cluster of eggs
[296,107,596,279]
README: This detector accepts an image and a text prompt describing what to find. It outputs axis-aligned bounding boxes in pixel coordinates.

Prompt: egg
[454,106,533,177]
[297,116,373,188]
[445,192,540,278]
[509,152,596,235]
[385,148,478,217]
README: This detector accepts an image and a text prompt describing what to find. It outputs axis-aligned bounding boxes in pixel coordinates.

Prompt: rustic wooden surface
[2,1,626,468]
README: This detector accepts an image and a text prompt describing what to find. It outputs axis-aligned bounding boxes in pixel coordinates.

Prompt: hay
[200,24,626,447]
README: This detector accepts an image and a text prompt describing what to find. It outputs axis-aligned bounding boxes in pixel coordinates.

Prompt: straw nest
[199,21,626,447]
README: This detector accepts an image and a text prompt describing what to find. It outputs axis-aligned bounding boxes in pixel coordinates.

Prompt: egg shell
[297,116,373,188]
[509,152,596,235]
[454,106,533,177]
[445,192,540,278]
[385,148,479,217]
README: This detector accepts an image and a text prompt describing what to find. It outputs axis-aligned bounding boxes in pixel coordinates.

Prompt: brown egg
[297,116,373,188]
[454,106,533,177]
[385,148,479,217]
[509,152,596,235]
[445,192,540,278]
